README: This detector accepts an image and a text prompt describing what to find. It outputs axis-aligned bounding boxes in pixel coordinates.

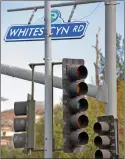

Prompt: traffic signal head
[13,133,27,148]
[62,58,89,153]
[14,118,27,132]
[13,97,35,150]
[93,115,117,159]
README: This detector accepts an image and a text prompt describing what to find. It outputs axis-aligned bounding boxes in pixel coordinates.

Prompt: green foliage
[1,84,124,158]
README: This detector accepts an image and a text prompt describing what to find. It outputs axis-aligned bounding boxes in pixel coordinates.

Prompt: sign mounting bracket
[28,7,37,25]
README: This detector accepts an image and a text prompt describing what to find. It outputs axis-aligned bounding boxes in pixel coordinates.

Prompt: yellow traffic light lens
[76,82,88,95]
[77,86,80,94]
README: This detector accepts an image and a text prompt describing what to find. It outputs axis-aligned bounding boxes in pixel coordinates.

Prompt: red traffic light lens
[77,115,88,128]
[76,69,80,78]
[76,66,88,79]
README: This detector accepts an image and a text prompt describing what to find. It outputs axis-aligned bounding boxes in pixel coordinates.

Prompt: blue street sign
[4,22,88,42]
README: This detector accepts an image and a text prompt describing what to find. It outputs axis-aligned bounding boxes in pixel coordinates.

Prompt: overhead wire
[72,2,101,21]
[32,16,44,24]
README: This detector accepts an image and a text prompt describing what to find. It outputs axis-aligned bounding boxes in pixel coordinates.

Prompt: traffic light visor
[94,136,110,147]
[14,118,27,132]
[95,149,111,159]
[94,136,103,147]
[13,133,27,148]
[77,115,88,128]
[78,132,89,145]
[76,98,88,111]
[95,150,103,159]
[93,122,110,133]
[94,122,102,133]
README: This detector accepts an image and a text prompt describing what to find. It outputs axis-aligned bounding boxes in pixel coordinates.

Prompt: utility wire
[72,2,101,21]
[32,16,44,24]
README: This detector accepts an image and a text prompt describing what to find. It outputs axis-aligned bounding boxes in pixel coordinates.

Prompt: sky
[1,1,124,111]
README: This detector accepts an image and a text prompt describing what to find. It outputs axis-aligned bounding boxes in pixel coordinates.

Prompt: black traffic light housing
[62,58,89,153]
[13,94,35,150]
[93,115,117,159]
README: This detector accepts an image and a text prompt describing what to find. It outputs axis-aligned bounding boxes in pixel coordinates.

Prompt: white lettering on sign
[39,28,44,36]
[9,25,84,37]
[9,27,45,37]
[61,26,70,35]
[78,25,84,32]
[24,28,30,36]
[56,27,62,35]
[51,26,56,35]
[73,25,78,32]
[73,25,84,32]
[29,28,35,36]
[10,29,19,36]
[5,22,88,41]
[18,28,27,37]
[33,28,39,36]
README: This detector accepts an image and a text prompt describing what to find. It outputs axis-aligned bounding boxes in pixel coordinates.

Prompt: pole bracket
[96,84,108,103]
[28,7,37,24]
[43,57,52,60]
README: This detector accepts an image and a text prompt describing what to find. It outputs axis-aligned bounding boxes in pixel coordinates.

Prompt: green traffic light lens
[76,102,80,110]
[76,98,88,111]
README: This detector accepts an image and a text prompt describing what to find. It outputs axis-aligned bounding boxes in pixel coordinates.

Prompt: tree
[99,33,124,83]
[93,28,101,85]
[1,94,124,158]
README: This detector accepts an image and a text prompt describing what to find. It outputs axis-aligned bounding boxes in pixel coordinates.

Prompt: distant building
[1,126,13,147]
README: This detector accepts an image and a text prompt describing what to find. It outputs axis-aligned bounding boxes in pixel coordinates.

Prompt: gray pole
[44,1,53,158]
[1,63,98,98]
[105,0,117,118]
[7,0,104,12]
[124,1,125,158]
[105,0,119,155]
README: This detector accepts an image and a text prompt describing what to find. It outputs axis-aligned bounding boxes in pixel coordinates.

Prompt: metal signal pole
[105,0,119,156]
[44,1,53,158]
[124,2,125,159]
[105,0,117,118]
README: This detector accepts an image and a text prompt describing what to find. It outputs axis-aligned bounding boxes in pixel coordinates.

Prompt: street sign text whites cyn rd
[4,22,88,42]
